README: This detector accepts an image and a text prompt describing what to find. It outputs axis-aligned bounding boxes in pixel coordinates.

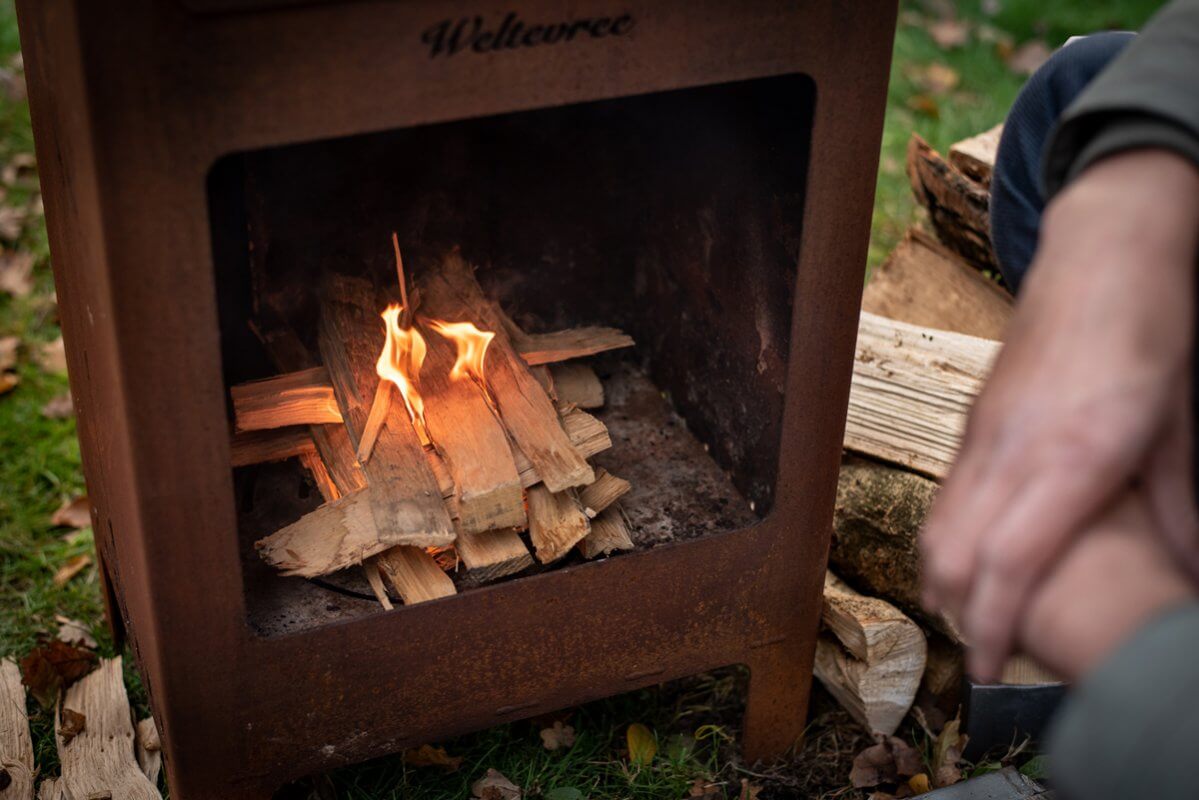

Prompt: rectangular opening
[208,73,815,635]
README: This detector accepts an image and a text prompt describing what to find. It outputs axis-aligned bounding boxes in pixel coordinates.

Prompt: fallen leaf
[1007,40,1052,76]
[471,768,521,800]
[2,153,36,188]
[0,335,16,371]
[41,391,74,419]
[0,65,25,102]
[59,707,86,744]
[35,336,67,374]
[52,496,91,529]
[403,744,463,772]
[55,615,98,649]
[53,553,91,587]
[928,18,969,48]
[913,63,960,95]
[908,773,931,794]
[19,639,98,708]
[688,778,722,799]
[626,722,657,766]
[0,250,32,297]
[0,204,26,241]
[540,720,576,751]
[739,778,762,800]
[851,737,924,789]
[906,94,940,119]
[931,716,968,788]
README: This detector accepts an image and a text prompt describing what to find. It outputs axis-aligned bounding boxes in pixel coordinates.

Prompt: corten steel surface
[16,2,896,798]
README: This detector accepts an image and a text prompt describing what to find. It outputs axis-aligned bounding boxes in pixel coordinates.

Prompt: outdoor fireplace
[17,2,896,798]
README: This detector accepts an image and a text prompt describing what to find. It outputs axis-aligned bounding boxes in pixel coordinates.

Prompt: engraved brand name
[421,12,635,58]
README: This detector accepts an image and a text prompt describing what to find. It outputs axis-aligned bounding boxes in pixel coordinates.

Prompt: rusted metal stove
[17,2,895,798]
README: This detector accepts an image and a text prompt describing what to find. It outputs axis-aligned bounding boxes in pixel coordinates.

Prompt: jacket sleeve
[1049,602,1199,799]
[1042,0,1199,197]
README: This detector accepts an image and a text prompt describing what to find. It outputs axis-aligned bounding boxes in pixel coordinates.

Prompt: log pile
[231,249,636,606]
[815,123,1059,735]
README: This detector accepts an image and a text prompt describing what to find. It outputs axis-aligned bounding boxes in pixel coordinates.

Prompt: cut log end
[377,546,456,605]
[527,484,591,564]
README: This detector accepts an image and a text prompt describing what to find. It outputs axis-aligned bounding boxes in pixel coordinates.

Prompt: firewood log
[230,427,315,468]
[526,484,591,563]
[845,312,998,480]
[376,546,456,605]
[231,366,342,431]
[0,659,34,800]
[516,327,633,366]
[550,362,605,409]
[319,275,454,546]
[949,123,1002,186]
[577,505,634,558]
[56,658,160,800]
[814,572,927,737]
[907,133,996,271]
[420,253,594,492]
[456,527,535,582]
[577,467,630,518]
[863,228,1012,341]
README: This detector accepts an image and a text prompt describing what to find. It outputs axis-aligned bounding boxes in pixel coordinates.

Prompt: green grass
[0,1,1166,797]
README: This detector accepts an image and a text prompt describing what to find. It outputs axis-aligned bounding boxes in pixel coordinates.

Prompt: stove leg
[741,646,812,764]
[164,778,276,800]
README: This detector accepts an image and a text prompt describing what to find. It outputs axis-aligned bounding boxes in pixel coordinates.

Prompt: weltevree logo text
[422,12,635,58]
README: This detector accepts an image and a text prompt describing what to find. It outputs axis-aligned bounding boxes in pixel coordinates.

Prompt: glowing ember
[428,319,496,402]
[376,304,428,433]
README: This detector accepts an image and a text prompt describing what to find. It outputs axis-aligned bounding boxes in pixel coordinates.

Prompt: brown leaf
[2,153,36,188]
[41,391,74,419]
[55,615,98,649]
[404,744,463,772]
[851,737,925,789]
[35,336,67,374]
[931,716,968,788]
[53,553,92,587]
[0,251,33,297]
[19,640,98,708]
[0,372,15,396]
[471,769,521,800]
[51,495,90,529]
[1007,40,1052,76]
[906,94,940,120]
[59,707,86,744]
[928,18,969,48]
[0,335,16,371]
[739,779,762,800]
[912,63,960,95]
[539,720,576,751]
[0,65,25,102]
[0,204,26,241]
[689,778,722,798]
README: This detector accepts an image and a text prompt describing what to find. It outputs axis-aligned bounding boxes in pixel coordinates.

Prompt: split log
[135,717,162,787]
[863,229,1012,341]
[230,427,315,468]
[319,275,454,545]
[57,658,160,800]
[456,527,535,582]
[814,572,927,736]
[419,253,593,492]
[376,546,456,605]
[578,468,630,518]
[361,559,394,610]
[420,324,525,533]
[550,362,604,409]
[845,312,998,480]
[231,366,342,431]
[516,327,634,366]
[256,488,452,577]
[907,134,996,271]
[0,658,34,800]
[949,123,1002,186]
[578,505,634,558]
[526,484,591,563]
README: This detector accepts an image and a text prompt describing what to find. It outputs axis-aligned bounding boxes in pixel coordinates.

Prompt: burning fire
[428,319,497,406]
[376,304,429,433]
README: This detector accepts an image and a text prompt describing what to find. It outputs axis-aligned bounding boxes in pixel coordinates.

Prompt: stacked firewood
[229,251,637,607]
[814,125,1058,736]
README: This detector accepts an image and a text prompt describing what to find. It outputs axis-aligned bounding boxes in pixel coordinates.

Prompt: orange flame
[428,319,495,387]
[376,304,428,433]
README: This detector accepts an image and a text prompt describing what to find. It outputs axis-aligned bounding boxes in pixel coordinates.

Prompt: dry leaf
[2,153,36,188]
[928,18,969,48]
[18,639,98,708]
[53,553,91,587]
[35,336,67,374]
[913,63,960,95]
[689,778,722,799]
[1007,40,1052,76]
[0,335,16,371]
[51,496,90,529]
[0,372,17,395]
[739,779,762,800]
[0,204,25,241]
[540,720,576,751]
[59,707,86,744]
[626,722,657,765]
[41,391,74,419]
[404,744,463,772]
[0,250,33,297]
[55,615,97,649]
[906,94,940,119]
[931,716,968,788]
[908,773,931,794]
[0,65,25,102]
[851,737,924,789]
[471,769,521,800]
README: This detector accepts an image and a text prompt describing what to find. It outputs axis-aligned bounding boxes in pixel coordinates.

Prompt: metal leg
[741,644,813,764]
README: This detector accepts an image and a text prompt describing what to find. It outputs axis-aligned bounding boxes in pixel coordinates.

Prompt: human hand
[921,149,1199,681]
[1019,489,1194,682]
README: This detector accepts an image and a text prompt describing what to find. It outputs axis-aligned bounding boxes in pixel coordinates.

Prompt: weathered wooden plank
[0,658,34,800]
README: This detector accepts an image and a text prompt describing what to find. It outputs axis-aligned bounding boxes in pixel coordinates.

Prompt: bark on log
[527,484,591,563]
[814,572,927,737]
[863,228,1012,341]
[949,123,1002,186]
[907,134,997,272]
[845,312,999,480]
[57,658,160,800]
[230,366,342,431]
[419,253,593,492]
[0,659,34,800]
